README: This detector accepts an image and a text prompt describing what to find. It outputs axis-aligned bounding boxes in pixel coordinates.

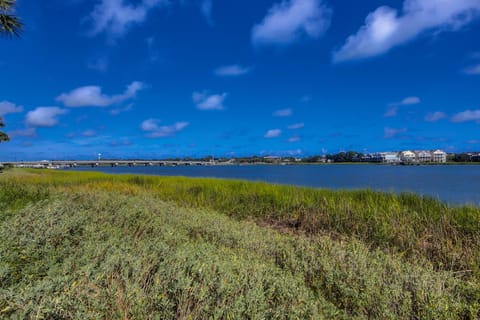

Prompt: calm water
[66,164,480,206]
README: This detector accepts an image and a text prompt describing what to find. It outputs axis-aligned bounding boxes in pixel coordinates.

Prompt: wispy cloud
[463,64,480,75]
[57,81,144,107]
[0,100,23,117]
[141,119,189,138]
[193,91,227,110]
[384,127,407,139]
[88,0,169,39]
[334,0,480,62]
[201,0,214,25]
[264,129,282,138]
[301,95,312,103]
[273,108,293,117]
[110,104,133,115]
[451,109,480,123]
[8,128,37,139]
[384,96,421,117]
[82,130,97,137]
[252,0,332,46]
[25,107,68,128]
[214,65,252,77]
[288,135,300,142]
[87,56,108,72]
[288,122,304,129]
[425,111,447,122]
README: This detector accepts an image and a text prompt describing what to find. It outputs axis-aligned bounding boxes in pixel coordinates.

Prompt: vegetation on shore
[1,169,479,318]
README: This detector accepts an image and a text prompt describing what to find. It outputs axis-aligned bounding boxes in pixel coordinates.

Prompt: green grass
[1,169,480,318]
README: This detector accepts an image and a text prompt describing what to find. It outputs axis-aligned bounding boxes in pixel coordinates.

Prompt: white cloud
[384,127,407,139]
[425,111,447,122]
[141,119,189,138]
[463,64,480,75]
[252,0,332,46]
[193,91,227,110]
[385,96,421,117]
[401,96,421,105]
[273,108,293,117]
[288,122,304,129]
[0,101,23,117]
[214,65,252,77]
[451,109,480,123]
[57,81,144,107]
[89,0,168,38]
[334,0,480,62]
[26,107,68,128]
[288,135,300,142]
[265,129,282,138]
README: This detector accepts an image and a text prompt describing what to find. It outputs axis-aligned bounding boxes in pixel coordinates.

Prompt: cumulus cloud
[214,65,252,77]
[334,0,480,62]
[463,64,480,75]
[425,111,447,122]
[252,0,332,46]
[0,100,23,117]
[57,81,144,107]
[288,122,304,129]
[273,108,293,117]
[89,0,168,38]
[141,119,189,138]
[26,107,68,128]
[265,129,282,138]
[193,91,227,110]
[451,109,480,123]
[384,127,407,139]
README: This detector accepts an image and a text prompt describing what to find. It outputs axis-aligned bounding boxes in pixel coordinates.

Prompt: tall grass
[1,169,480,318]
[5,169,479,279]
[1,189,479,318]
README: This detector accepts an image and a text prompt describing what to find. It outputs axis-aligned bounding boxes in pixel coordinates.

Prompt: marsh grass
[1,169,480,318]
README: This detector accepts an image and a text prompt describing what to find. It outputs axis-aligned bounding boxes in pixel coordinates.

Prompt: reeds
[1,169,479,318]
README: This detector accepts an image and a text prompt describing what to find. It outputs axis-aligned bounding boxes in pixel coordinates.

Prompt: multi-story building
[400,150,416,162]
[416,150,432,162]
[375,152,401,163]
[431,150,447,163]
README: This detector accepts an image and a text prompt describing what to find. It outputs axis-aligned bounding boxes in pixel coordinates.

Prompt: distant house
[374,152,400,163]
[400,150,416,162]
[416,150,432,163]
[432,150,447,163]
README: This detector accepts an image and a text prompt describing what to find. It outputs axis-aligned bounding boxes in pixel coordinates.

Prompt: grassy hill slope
[1,169,479,319]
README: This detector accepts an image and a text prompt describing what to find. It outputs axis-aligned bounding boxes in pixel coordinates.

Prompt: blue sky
[1,0,480,160]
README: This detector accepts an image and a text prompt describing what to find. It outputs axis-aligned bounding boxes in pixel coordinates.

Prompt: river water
[66,164,480,206]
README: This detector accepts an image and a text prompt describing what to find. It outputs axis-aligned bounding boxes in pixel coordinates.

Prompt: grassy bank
[1,169,480,318]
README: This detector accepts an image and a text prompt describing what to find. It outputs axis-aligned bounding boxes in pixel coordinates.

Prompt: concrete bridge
[2,160,215,168]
